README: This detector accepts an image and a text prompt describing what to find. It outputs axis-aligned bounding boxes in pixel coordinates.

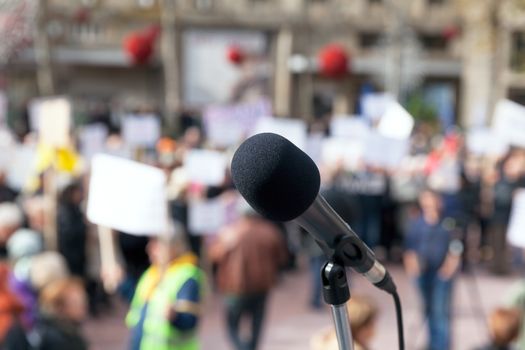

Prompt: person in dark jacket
[57,182,87,278]
[34,277,88,350]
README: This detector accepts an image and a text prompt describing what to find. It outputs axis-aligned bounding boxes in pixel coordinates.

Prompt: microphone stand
[322,260,354,350]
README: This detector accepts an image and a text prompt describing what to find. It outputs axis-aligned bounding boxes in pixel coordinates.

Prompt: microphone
[231,132,397,295]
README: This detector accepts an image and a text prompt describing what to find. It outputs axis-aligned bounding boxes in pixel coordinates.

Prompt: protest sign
[253,117,307,150]
[122,114,161,148]
[79,124,109,161]
[321,137,364,170]
[30,97,71,147]
[184,149,227,186]
[363,132,409,169]
[330,116,370,140]
[377,102,414,140]
[361,93,395,121]
[188,199,226,235]
[493,99,525,149]
[508,189,525,248]
[203,99,270,147]
[87,154,168,235]
[466,127,509,157]
[6,145,37,190]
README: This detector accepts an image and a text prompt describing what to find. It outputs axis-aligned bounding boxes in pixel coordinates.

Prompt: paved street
[84,263,521,350]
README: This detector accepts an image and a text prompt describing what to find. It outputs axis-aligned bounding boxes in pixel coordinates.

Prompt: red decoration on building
[123,25,160,65]
[442,25,460,41]
[318,44,349,78]
[226,45,245,65]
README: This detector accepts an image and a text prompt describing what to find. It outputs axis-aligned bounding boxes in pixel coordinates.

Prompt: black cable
[393,292,405,350]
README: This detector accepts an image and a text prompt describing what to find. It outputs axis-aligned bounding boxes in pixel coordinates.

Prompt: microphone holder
[322,260,354,350]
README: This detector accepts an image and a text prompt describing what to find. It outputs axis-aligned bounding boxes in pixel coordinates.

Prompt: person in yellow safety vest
[126,221,205,350]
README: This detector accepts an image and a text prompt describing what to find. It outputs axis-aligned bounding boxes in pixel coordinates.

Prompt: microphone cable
[392,292,405,350]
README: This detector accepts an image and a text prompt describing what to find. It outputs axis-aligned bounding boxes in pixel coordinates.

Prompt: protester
[310,295,378,350]
[504,280,525,349]
[474,307,521,350]
[0,262,24,346]
[490,152,525,274]
[209,202,288,350]
[126,222,205,350]
[7,228,43,328]
[25,277,88,350]
[0,171,17,204]
[0,203,23,259]
[57,181,87,278]
[403,189,462,350]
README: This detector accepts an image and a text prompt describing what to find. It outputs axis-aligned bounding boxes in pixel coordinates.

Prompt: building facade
[2,0,523,129]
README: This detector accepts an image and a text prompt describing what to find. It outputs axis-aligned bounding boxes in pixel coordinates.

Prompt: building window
[419,34,447,51]
[359,32,381,49]
[428,0,445,4]
[368,0,382,3]
[511,32,525,72]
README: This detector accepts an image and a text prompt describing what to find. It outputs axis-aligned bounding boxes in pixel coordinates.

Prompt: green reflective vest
[126,255,204,350]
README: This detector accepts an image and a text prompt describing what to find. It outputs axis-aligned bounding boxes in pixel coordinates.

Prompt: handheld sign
[122,114,161,148]
[184,149,227,186]
[30,97,72,147]
[493,99,525,149]
[378,102,414,140]
[87,154,168,236]
[253,117,307,150]
[508,189,525,248]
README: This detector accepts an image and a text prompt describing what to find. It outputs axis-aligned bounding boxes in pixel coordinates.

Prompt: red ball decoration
[226,45,245,65]
[442,25,460,41]
[318,44,349,79]
[123,26,159,65]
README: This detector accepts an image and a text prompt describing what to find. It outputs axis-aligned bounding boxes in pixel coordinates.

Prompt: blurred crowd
[0,106,524,350]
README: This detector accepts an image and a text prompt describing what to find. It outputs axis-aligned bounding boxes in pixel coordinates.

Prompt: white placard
[466,128,509,157]
[361,93,396,121]
[427,156,461,193]
[122,114,161,148]
[378,102,414,140]
[306,133,324,165]
[184,149,227,186]
[79,124,108,161]
[363,132,409,169]
[330,116,370,140]
[30,97,71,147]
[508,189,525,248]
[321,137,364,170]
[87,154,168,236]
[253,117,307,150]
[188,199,226,235]
[6,145,37,190]
[203,99,270,147]
[493,99,525,148]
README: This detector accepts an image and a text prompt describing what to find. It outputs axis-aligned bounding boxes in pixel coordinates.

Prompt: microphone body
[296,195,396,294]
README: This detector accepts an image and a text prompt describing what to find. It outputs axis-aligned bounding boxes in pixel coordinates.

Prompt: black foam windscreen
[231,133,321,221]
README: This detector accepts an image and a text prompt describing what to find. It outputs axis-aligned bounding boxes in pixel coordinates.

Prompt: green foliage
[404,92,438,124]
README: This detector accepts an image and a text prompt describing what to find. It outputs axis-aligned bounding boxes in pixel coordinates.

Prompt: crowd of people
[0,106,524,350]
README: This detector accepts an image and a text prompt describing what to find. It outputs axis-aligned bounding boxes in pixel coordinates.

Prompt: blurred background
[1,0,525,349]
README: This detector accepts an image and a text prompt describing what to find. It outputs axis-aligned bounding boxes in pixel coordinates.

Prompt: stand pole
[331,304,354,350]
[322,261,354,350]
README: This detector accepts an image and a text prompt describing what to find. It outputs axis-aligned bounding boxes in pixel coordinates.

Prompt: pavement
[84,262,521,350]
